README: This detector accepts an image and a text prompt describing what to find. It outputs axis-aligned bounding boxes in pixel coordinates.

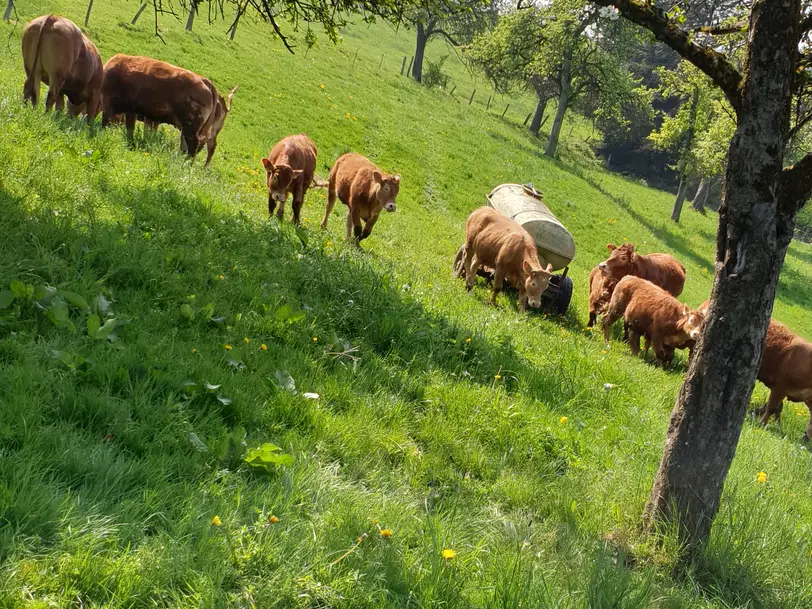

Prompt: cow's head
[677,307,705,342]
[599,243,636,277]
[523,261,554,309]
[373,171,401,212]
[262,159,303,203]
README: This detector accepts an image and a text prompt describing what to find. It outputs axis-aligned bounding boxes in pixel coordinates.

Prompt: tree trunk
[4,0,14,21]
[528,96,548,136]
[643,0,799,555]
[545,49,573,157]
[413,21,429,83]
[671,174,689,222]
[691,178,709,213]
[185,2,196,32]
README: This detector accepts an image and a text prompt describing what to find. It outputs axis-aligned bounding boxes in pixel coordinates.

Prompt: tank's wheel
[452,244,466,278]
[554,275,573,315]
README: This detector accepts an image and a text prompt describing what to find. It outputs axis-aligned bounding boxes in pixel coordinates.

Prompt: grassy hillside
[1,2,812,608]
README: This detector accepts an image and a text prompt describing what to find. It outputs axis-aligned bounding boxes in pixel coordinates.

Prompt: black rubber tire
[452,244,466,278]
[554,275,573,315]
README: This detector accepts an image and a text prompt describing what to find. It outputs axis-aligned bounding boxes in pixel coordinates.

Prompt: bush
[423,55,450,90]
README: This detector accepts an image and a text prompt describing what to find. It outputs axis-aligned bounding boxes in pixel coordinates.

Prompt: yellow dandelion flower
[312,336,318,343]
[191,348,198,354]
[441,548,456,560]
[466,338,471,343]
[345,112,351,119]
[260,344,268,352]
[494,374,501,380]
[269,515,280,524]
[756,471,767,484]
[218,274,225,281]
[224,344,232,351]
[211,515,222,527]
[601,349,608,355]
[244,337,250,344]
[319,83,325,89]
[379,528,393,538]
[327,241,333,247]
[560,416,568,425]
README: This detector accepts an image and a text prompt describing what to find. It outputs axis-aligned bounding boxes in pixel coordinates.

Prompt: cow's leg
[85,90,100,125]
[268,191,278,218]
[275,197,286,222]
[291,181,305,226]
[360,213,379,242]
[643,335,651,359]
[22,69,40,107]
[204,138,217,167]
[345,207,354,241]
[628,329,641,357]
[759,389,785,427]
[517,285,527,312]
[179,132,188,154]
[464,253,480,291]
[182,127,199,157]
[652,336,667,367]
[44,75,66,112]
[350,207,363,246]
[125,113,137,142]
[322,184,337,229]
[602,310,620,344]
[491,269,504,307]
[588,311,597,328]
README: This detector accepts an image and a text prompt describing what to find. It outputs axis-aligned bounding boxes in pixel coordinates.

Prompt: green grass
[1,2,812,608]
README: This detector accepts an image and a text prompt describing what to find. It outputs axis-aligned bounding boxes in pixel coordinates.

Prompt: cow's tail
[23,15,55,105]
[197,78,220,148]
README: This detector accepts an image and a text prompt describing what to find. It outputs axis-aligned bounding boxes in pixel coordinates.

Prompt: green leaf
[189,432,209,452]
[33,284,56,303]
[96,318,129,341]
[204,382,222,392]
[87,314,101,339]
[180,303,195,320]
[59,291,90,312]
[244,443,294,470]
[274,304,293,322]
[274,369,296,394]
[0,290,14,309]
[216,394,233,406]
[295,226,309,247]
[10,281,33,300]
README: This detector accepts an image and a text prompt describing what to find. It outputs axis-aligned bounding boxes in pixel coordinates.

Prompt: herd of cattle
[18,15,812,442]
[462,212,812,442]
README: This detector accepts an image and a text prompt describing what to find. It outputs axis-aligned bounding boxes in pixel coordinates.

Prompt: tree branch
[428,28,459,46]
[592,0,743,112]
[693,21,747,35]
[780,152,812,211]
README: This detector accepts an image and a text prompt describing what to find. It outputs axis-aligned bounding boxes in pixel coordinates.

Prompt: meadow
[1,1,811,607]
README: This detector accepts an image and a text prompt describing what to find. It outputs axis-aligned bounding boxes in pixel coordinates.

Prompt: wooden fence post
[468,89,476,105]
[501,104,510,118]
[486,95,492,111]
[84,0,94,27]
[352,49,359,70]
[400,56,406,75]
[132,3,147,24]
[523,112,532,126]
[379,54,384,69]
[3,0,14,22]
[406,56,414,78]
[449,85,457,96]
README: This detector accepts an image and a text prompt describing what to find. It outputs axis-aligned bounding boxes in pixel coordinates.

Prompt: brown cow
[750,320,812,442]
[602,276,704,367]
[599,243,686,297]
[462,207,554,311]
[261,134,317,225]
[21,15,103,124]
[101,55,222,161]
[588,265,617,327]
[321,153,400,245]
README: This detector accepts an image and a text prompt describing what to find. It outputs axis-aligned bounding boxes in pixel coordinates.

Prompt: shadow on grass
[557,161,715,271]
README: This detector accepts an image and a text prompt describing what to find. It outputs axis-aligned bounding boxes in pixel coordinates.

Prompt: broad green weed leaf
[59,291,90,312]
[274,370,296,394]
[87,314,100,339]
[180,304,195,320]
[189,432,209,452]
[275,304,293,322]
[10,281,33,300]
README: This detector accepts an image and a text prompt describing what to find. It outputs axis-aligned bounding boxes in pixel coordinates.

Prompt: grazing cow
[462,207,554,311]
[602,276,704,367]
[750,320,812,442]
[21,15,103,124]
[588,265,617,327]
[599,243,686,297]
[321,153,400,245]
[262,134,317,225]
[101,55,225,162]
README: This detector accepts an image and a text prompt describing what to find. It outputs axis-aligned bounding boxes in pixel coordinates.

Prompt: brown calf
[321,153,400,245]
[752,320,812,442]
[21,15,103,124]
[262,134,317,225]
[599,243,686,297]
[602,276,703,367]
[102,55,221,161]
[587,265,617,327]
[463,207,554,311]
